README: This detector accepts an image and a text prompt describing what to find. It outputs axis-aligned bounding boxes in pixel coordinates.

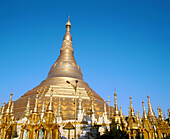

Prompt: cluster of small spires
[0,91,168,123]
[111,91,167,126]
[24,89,62,118]
[0,92,14,118]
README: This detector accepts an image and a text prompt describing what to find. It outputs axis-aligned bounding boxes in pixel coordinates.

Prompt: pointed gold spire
[147,94,157,124]
[136,110,139,120]
[63,16,72,41]
[2,102,5,115]
[47,17,83,80]
[120,106,123,117]
[138,110,141,119]
[47,89,53,112]
[78,93,82,114]
[57,98,62,117]
[41,98,45,113]
[91,95,95,114]
[129,96,135,117]
[6,92,13,114]
[142,101,148,120]
[33,92,39,113]
[114,92,119,116]
[138,110,142,124]
[25,98,30,117]
[0,102,5,119]
[104,100,107,115]
[147,94,153,113]
[66,16,71,29]
[120,106,127,127]
[10,101,14,116]
[157,107,163,121]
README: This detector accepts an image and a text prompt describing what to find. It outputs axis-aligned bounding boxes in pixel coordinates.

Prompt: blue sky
[0,0,170,117]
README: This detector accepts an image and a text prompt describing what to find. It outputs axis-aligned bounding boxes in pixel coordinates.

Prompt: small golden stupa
[14,18,107,120]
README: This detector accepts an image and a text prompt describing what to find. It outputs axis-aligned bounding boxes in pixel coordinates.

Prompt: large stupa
[14,18,107,120]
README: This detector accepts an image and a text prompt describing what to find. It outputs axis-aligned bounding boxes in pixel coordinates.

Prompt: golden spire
[41,98,45,113]
[147,94,153,112]
[104,100,107,115]
[47,89,53,111]
[138,110,141,119]
[120,106,123,117]
[10,101,14,116]
[47,17,83,80]
[157,107,163,121]
[6,92,13,114]
[142,101,148,120]
[129,96,135,117]
[63,16,72,41]
[33,92,39,113]
[136,110,139,120]
[25,98,30,117]
[57,98,62,117]
[0,102,5,118]
[147,94,157,123]
[91,95,95,114]
[78,93,82,113]
[114,92,119,116]
[2,102,5,115]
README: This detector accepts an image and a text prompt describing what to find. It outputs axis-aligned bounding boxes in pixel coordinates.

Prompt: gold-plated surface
[13,18,106,120]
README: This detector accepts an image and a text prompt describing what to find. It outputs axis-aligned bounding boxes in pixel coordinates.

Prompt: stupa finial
[41,98,45,113]
[10,101,14,116]
[129,96,135,117]
[33,92,39,113]
[47,89,53,111]
[66,16,71,27]
[63,17,72,41]
[114,91,119,116]
[25,98,30,117]
[142,101,148,120]
[6,92,13,114]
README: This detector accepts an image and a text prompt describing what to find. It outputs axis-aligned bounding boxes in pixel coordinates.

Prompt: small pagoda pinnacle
[25,98,30,117]
[164,114,166,120]
[91,97,95,114]
[2,102,5,115]
[142,101,148,120]
[10,101,14,115]
[104,100,107,115]
[78,93,82,113]
[57,98,62,117]
[120,106,123,117]
[157,107,163,121]
[6,92,13,114]
[147,94,153,113]
[138,110,141,119]
[33,92,39,113]
[114,92,119,116]
[136,111,140,122]
[147,94,157,124]
[41,98,45,113]
[47,89,53,111]
[63,16,72,41]
[0,102,5,118]
[129,96,135,117]
[66,16,71,28]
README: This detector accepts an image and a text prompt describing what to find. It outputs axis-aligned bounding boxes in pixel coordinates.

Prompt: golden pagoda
[14,18,107,121]
[0,18,170,139]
